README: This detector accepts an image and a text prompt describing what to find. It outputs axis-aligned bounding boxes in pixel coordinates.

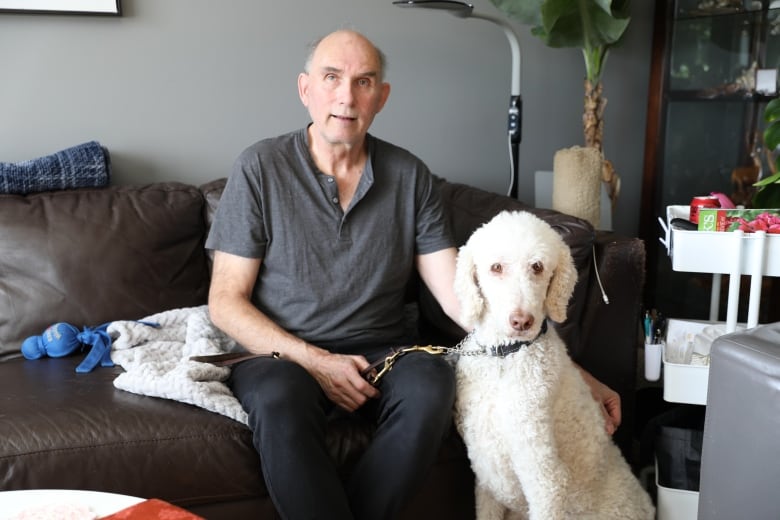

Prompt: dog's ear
[544,243,578,323]
[454,244,485,328]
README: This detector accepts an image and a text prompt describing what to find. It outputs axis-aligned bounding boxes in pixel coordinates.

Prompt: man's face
[298,31,390,149]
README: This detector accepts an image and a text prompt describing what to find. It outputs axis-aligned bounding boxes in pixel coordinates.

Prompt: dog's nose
[509,311,534,332]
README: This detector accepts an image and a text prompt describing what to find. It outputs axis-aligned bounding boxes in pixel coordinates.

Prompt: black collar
[483,319,548,357]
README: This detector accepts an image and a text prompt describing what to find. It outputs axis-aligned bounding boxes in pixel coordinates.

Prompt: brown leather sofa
[0,177,645,518]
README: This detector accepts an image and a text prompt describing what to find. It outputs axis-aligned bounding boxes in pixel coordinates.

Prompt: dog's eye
[490,263,503,274]
[531,261,544,274]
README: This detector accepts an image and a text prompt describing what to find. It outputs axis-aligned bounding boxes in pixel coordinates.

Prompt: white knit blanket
[108,305,248,425]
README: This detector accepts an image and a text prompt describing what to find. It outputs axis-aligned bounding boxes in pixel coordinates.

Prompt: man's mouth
[331,114,357,122]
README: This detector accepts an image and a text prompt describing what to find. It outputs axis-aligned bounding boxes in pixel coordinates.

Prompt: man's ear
[298,72,310,107]
[376,82,391,113]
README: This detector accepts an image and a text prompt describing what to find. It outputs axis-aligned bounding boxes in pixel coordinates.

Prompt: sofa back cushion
[199,178,228,270]
[199,177,595,357]
[0,183,210,358]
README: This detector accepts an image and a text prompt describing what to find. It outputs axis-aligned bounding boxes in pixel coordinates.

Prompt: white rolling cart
[655,206,780,520]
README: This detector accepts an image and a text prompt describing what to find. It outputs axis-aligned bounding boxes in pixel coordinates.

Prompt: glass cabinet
[640,0,780,323]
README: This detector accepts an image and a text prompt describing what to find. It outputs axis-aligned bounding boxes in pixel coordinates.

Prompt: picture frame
[0,0,121,15]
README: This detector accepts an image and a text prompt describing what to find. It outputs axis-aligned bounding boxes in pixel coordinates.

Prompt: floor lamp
[393,0,522,198]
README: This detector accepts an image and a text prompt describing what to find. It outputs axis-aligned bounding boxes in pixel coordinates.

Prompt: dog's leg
[516,449,569,519]
[505,510,528,520]
[475,481,510,520]
[506,407,571,520]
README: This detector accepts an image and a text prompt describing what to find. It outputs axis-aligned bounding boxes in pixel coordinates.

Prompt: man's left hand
[578,366,621,435]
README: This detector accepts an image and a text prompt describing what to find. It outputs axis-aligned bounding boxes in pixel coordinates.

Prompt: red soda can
[689,195,720,224]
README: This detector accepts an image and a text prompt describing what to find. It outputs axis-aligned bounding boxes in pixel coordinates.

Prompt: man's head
[298,30,391,151]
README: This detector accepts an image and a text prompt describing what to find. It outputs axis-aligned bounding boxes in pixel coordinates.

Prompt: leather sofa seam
[0,433,249,460]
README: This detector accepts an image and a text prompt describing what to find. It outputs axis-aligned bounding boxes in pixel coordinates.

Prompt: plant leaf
[490,0,630,82]
[489,0,544,26]
[765,98,780,123]
[490,0,630,49]
[534,0,629,48]
[752,184,780,208]
[753,171,780,187]
[763,120,780,151]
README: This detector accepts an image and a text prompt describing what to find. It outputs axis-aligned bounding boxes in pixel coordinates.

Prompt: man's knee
[398,354,455,399]
[384,354,455,424]
[230,358,322,418]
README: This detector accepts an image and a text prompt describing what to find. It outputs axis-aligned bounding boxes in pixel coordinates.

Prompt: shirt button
[327,177,335,183]
[332,197,339,204]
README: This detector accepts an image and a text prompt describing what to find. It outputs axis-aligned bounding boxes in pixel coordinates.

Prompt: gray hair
[303,31,387,82]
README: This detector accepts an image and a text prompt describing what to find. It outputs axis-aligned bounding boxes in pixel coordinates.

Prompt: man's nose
[336,81,355,104]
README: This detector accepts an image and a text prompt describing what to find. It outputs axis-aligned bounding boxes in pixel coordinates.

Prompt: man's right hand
[303,348,380,412]
[208,252,379,412]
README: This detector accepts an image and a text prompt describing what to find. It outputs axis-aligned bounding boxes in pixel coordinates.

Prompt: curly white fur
[453,211,654,520]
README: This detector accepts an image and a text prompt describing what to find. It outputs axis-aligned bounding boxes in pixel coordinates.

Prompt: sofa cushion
[0,183,211,359]
[0,356,265,507]
[200,178,226,231]
[199,178,228,270]
[0,354,473,514]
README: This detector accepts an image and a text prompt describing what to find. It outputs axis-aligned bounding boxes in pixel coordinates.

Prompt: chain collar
[361,321,551,386]
[450,319,548,358]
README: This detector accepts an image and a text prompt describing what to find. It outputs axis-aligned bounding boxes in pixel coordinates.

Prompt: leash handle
[189,351,280,367]
[361,345,447,386]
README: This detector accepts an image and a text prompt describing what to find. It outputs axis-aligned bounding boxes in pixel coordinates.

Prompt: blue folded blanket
[0,140,111,195]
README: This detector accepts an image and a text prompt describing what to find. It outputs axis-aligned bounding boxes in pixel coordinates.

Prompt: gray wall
[0,0,654,236]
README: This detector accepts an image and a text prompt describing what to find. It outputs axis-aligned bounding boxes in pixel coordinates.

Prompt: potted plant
[489,0,631,226]
[756,97,780,208]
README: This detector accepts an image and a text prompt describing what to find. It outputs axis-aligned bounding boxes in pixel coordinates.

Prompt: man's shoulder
[226,128,309,189]
[369,133,413,157]
[368,134,427,171]
[240,128,304,158]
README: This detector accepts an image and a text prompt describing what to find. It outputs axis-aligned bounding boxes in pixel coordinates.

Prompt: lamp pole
[393,0,522,198]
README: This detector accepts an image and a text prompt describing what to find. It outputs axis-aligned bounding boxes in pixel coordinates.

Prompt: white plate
[0,489,144,519]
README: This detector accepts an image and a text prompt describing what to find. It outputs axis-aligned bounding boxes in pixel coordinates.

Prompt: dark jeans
[229,346,456,520]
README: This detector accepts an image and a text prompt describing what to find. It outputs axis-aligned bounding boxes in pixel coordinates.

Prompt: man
[206,29,620,519]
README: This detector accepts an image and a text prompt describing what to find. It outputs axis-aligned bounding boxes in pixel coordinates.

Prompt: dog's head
[454,211,578,340]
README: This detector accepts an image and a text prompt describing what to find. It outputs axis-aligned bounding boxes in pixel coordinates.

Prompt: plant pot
[552,146,602,228]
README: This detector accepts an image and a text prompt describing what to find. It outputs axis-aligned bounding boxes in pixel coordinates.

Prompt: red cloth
[101,499,204,519]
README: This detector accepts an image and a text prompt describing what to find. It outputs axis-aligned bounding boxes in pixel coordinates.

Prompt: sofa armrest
[575,231,646,459]
[576,231,645,383]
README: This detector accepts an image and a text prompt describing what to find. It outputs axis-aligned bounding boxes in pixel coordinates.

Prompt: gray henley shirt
[205,127,454,346]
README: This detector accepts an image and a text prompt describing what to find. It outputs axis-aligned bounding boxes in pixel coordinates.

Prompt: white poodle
[453,210,654,520]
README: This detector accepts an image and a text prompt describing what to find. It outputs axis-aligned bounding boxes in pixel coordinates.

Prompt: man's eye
[490,263,502,274]
[357,78,371,87]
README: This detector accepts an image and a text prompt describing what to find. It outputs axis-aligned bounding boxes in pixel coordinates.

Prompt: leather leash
[190,323,547,378]
[190,346,448,385]
[189,351,280,367]
[360,345,448,385]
